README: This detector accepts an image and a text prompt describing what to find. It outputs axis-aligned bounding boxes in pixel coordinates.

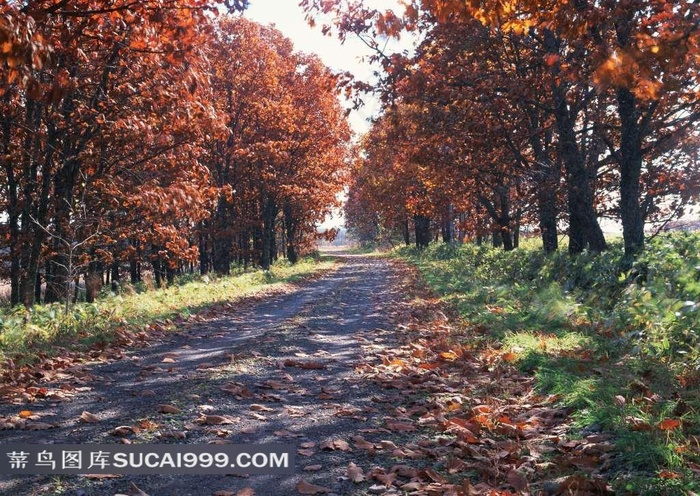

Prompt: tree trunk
[554,91,607,255]
[110,260,120,291]
[441,204,454,243]
[283,202,299,264]
[414,215,431,249]
[403,217,410,246]
[199,222,210,275]
[617,87,645,257]
[260,196,277,270]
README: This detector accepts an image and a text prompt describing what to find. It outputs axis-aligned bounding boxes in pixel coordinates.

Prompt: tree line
[0,1,351,308]
[305,0,700,256]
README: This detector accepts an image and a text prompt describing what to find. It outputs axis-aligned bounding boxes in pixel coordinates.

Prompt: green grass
[395,233,700,494]
[0,256,334,365]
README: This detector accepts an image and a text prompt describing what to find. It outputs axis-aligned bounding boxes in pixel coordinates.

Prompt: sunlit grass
[0,256,334,364]
[395,234,700,494]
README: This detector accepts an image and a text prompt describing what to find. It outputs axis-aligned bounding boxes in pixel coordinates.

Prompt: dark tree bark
[403,217,411,246]
[414,215,431,249]
[616,90,645,257]
[441,204,454,243]
[553,90,607,255]
[110,260,120,291]
[283,201,299,264]
[260,196,277,270]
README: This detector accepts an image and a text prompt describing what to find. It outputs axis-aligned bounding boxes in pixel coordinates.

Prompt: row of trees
[306,0,700,256]
[0,1,351,308]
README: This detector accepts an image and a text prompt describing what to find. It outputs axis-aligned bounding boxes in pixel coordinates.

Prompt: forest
[1,1,700,495]
[328,0,700,257]
[0,0,350,309]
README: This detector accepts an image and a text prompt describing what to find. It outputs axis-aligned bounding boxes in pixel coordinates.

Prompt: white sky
[243,0,412,136]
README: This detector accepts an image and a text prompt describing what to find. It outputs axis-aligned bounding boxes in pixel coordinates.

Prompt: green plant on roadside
[395,232,700,493]
[0,256,333,366]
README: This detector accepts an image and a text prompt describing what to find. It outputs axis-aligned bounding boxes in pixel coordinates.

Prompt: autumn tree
[198,17,350,272]
[0,1,241,306]
[305,0,700,257]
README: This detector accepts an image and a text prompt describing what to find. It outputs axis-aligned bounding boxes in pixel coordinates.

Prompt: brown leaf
[423,468,446,483]
[162,357,176,363]
[109,426,136,437]
[236,489,255,496]
[158,404,181,414]
[507,469,528,491]
[198,415,238,425]
[320,439,350,451]
[296,480,331,494]
[79,411,100,423]
[297,448,316,457]
[347,462,365,483]
[196,362,216,370]
[380,440,398,450]
[352,436,375,450]
[386,421,415,432]
[303,465,323,471]
[263,380,288,390]
[250,404,274,412]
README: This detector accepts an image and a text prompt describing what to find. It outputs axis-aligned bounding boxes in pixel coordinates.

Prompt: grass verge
[0,256,335,367]
[395,234,700,494]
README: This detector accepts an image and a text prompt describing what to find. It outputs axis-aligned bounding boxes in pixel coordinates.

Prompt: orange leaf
[439,351,458,361]
[18,410,32,419]
[658,418,681,431]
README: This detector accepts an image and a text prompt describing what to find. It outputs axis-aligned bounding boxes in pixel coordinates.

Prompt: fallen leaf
[320,439,350,451]
[297,448,316,457]
[80,411,100,423]
[198,415,238,425]
[347,462,365,483]
[303,465,322,471]
[162,358,176,363]
[658,418,681,431]
[109,426,136,437]
[507,469,528,491]
[250,404,274,412]
[386,421,415,432]
[424,468,446,483]
[18,410,33,419]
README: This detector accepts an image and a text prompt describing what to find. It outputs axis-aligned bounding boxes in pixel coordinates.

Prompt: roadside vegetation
[0,256,333,368]
[396,232,700,494]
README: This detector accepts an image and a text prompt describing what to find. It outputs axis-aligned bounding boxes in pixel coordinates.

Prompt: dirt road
[0,253,416,496]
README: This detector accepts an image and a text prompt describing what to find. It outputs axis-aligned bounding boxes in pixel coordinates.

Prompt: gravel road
[0,253,417,496]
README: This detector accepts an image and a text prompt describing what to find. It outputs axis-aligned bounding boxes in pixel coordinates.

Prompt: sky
[242,0,411,136]
[242,1,413,229]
